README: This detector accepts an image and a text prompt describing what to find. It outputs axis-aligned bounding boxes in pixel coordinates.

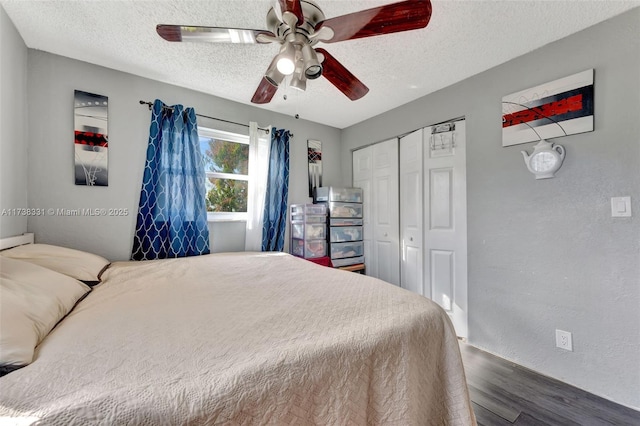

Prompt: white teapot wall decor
[521,139,566,179]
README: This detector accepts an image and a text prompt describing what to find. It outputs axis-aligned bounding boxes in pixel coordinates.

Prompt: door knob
[410,237,413,241]
[384,233,388,237]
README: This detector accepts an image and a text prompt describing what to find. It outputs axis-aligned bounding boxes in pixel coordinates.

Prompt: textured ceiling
[2,0,639,128]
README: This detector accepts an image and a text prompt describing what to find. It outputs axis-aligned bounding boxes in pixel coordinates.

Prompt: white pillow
[0,243,110,284]
[0,257,90,373]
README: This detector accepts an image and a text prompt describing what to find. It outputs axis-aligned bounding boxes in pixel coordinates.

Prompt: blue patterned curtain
[261,128,290,251]
[131,99,210,260]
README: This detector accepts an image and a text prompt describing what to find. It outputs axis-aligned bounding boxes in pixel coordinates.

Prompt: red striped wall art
[74,90,109,186]
[502,69,594,147]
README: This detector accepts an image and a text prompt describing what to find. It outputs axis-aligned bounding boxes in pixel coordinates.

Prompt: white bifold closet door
[353,139,400,286]
[399,121,468,338]
[399,129,424,295]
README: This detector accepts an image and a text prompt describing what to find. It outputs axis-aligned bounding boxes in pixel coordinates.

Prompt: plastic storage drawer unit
[291,239,327,259]
[291,214,326,223]
[292,223,326,240]
[330,241,364,259]
[332,256,365,268]
[291,204,326,216]
[289,203,328,261]
[330,226,363,243]
[315,187,363,203]
[312,187,364,271]
[329,218,363,227]
[327,202,363,218]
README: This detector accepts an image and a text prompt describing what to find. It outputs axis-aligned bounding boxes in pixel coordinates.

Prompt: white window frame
[199,127,250,222]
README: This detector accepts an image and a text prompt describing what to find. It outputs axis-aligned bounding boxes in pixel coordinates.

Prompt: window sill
[208,218,247,223]
[207,213,247,223]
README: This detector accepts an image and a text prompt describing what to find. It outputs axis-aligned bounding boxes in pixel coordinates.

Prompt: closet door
[424,120,468,338]
[352,139,400,286]
[371,139,400,285]
[353,147,373,274]
[399,129,424,294]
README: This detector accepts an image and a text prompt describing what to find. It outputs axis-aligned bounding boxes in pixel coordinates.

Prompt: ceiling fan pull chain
[283,77,289,100]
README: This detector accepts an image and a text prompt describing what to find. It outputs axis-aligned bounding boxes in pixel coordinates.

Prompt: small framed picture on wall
[307,139,322,197]
[74,90,108,186]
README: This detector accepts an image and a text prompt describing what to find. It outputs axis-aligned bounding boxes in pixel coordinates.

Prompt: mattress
[0,252,475,425]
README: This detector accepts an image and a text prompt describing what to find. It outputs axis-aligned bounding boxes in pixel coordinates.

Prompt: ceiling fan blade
[278,0,304,25]
[316,48,369,101]
[156,25,275,44]
[315,0,432,43]
[251,77,279,104]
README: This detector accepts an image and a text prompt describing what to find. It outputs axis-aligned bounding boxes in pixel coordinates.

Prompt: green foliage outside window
[203,139,249,213]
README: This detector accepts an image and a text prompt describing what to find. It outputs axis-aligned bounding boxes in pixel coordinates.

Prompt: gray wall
[25,51,342,260]
[341,9,640,409]
[0,5,28,237]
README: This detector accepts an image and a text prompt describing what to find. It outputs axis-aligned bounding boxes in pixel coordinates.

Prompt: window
[199,127,250,221]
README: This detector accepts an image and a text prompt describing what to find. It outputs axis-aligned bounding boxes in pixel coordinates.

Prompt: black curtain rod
[139,100,270,134]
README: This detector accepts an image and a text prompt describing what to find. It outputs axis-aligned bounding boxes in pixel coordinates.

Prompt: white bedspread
[0,252,475,425]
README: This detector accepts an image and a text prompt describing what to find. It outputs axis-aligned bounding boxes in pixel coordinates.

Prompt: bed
[0,234,475,425]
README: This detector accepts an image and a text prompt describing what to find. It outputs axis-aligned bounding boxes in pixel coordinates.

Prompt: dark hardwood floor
[459,342,640,425]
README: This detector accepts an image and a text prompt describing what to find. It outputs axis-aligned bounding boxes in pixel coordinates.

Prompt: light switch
[611,196,632,217]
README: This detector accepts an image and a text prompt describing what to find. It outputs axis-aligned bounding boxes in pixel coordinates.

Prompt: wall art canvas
[74,90,108,186]
[307,139,322,197]
[502,69,594,147]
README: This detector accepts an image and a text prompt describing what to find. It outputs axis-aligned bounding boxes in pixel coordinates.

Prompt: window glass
[200,138,249,175]
[205,177,248,212]
[198,128,250,217]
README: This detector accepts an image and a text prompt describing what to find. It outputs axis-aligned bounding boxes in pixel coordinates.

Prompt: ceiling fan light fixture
[301,43,322,80]
[290,70,307,91]
[305,64,322,80]
[276,57,296,75]
[276,41,296,75]
[264,57,285,87]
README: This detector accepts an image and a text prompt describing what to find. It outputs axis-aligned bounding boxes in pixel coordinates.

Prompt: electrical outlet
[556,329,573,351]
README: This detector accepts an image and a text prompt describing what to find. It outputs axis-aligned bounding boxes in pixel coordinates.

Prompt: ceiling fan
[157,0,432,104]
